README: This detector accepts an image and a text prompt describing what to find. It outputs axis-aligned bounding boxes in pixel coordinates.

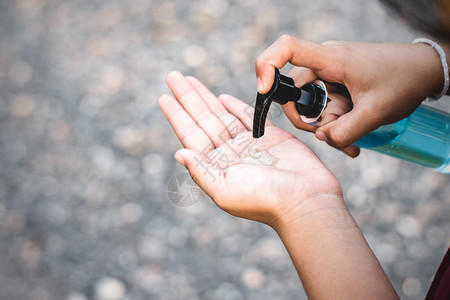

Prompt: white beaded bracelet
[413,38,449,100]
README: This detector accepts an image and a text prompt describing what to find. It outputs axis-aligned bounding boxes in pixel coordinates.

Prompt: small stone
[395,216,422,238]
[15,0,48,11]
[66,292,88,300]
[120,202,143,224]
[52,122,71,141]
[92,147,115,173]
[241,267,265,290]
[94,277,126,300]
[183,45,208,68]
[142,153,164,175]
[361,167,384,189]
[131,267,163,292]
[346,184,367,207]
[85,35,112,56]
[113,127,145,155]
[10,94,35,118]
[402,277,422,298]
[98,66,125,95]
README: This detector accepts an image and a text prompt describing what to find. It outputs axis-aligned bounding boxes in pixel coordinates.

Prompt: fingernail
[257,77,264,93]
[316,131,328,142]
[174,152,185,166]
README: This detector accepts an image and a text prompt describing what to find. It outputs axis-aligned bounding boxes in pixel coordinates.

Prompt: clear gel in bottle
[355,105,449,173]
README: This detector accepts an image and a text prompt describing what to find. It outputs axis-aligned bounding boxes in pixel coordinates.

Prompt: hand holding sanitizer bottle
[253,69,449,173]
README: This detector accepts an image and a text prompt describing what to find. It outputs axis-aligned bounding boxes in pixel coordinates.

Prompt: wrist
[271,192,352,235]
[413,39,450,99]
[402,43,444,102]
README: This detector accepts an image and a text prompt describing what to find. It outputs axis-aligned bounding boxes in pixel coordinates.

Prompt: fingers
[218,94,274,131]
[287,67,317,88]
[166,71,230,147]
[281,102,317,133]
[255,35,333,94]
[278,76,359,157]
[333,143,361,158]
[283,67,319,132]
[185,76,247,138]
[315,90,352,127]
[159,94,214,153]
[314,110,361,158]
[175,148,225,200]
[315,104,380,149]
[280,74,352,133]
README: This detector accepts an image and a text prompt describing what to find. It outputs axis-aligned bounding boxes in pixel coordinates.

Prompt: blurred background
[0,0,449,299]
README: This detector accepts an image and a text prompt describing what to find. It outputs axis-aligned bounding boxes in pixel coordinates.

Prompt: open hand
[159,71,343,227]
[159,71,398,299]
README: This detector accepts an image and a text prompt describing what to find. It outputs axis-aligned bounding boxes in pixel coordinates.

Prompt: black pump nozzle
[252,69,327,138]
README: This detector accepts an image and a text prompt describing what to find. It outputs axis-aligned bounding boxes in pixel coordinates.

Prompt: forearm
[273,195,399,299]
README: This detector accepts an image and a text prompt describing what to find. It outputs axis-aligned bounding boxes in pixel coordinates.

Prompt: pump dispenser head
[252,69,328,138]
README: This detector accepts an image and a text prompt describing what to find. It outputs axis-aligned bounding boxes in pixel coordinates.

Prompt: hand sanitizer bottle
[355,105,449,173]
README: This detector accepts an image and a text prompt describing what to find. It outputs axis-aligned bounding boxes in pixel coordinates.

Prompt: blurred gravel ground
[0,0,449,299]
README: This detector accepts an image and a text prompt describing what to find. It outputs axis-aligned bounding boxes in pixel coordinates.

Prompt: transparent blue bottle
[355,105,449,173]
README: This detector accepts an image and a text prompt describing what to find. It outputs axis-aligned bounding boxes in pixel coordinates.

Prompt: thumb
[255,36,332,94]
[315,107,380,149]
[175,149,224,198]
